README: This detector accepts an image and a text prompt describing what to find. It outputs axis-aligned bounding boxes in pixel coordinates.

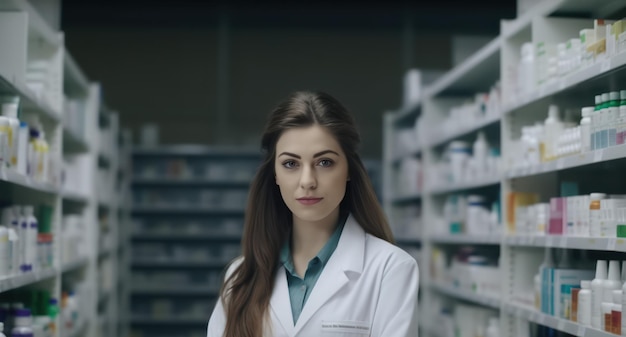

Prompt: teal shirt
[279,212,348,324]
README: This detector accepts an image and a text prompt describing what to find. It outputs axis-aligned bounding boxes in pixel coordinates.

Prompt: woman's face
[274,124,349,225]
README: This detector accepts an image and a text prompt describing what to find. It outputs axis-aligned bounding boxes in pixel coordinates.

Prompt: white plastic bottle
[590,193,607,237]
[593,260,608,329]
[473,132,488,175]
[0,114,10,169]
[11,308,33,337]
[16,206,28,273]
[620,267,626,335]
[486,317,499,337]
[608,91,620,147]
[22,206,37,272]
[16,122,28,176]
[599,93,610,149]
[2,208,18,276]
[581,107,594,152]
[605,261,622,331]
[613,290,622,335]
[1,97,19,170]
[5,207,19,275]
[0,226,8,277]
[0,321,6,337]
[618,90,626,145]
[544,105,564,161]
[37,131,48,183]
[579,280,592,326]
[605,261,622,302]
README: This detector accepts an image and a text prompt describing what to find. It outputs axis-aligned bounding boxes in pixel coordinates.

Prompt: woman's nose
[299,166,317,189]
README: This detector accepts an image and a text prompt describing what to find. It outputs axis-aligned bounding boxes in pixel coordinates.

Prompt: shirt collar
[280,211,349,271]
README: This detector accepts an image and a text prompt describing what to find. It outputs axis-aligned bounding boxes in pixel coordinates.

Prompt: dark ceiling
[61,0,517,35]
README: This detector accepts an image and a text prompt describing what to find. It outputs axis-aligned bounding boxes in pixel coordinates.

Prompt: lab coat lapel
[293,215,365,335]
[270,268,295,336]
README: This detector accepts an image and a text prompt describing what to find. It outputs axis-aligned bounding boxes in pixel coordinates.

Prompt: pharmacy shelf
[131,178,250,188]
[60,189,90,205]
[66,320,88,337]
[428,175,501,195]
[131,286,220,296]
[0,169,58,194]
[0,0,61,48]
[396,237,422,246]
[132,206,246,215]
[98,152,111,168]
[503,302,612,337]
[421,322,446,337]
[0,267,57,293]
[63,50,90,97]
[132,260,230,269]
[430,282,501,309]
[99,241,116,257]
[130,316,207,325]
[131,233,241,242]
[425,36,501,97]
[98,198,113,210]
[391,148,422,166]
[0,73,61,123]
[61,257,89,273]
[505,235,626,252]
[507,145,626,179]
[501,0,625,39]
[62,126,90,154]
[391,192,422,205]
[392,100,422,125]
[98,288,112,306]
[132,145,260,158]
[503,52,626,116]
[430,234,501,245]
[425,112,501,149]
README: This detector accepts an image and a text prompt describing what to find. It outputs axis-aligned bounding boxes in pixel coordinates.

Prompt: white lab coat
[206,214,419,337]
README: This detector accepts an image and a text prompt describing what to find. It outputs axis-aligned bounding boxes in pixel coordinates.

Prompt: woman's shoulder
[363,233,417,267]
[225,256,244,278]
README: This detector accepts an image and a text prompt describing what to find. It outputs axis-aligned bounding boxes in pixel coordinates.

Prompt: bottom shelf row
[422,300,617,337]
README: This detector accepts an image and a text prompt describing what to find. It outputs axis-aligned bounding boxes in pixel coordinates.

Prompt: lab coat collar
[270,214,366,336]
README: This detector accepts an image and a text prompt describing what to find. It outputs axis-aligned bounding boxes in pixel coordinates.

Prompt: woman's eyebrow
[278,152,300,159]
[277,150,339,159]
[313,150,339,158]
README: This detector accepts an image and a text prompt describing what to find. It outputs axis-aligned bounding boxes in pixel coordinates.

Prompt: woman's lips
[296,198,322,205]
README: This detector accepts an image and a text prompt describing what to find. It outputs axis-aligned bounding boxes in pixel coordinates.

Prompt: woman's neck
[290,209,340,274]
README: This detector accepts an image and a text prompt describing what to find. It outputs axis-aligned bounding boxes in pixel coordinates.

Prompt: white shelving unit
[94,107,123,337]
[0,2,127,337]
[383,1,626,336]
[130,146,259,337]
[429,282,501,310]
[116,129,132,337]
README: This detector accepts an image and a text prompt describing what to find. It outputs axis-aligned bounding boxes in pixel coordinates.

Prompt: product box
[548,197,566,235]
[542,268,594,317]
[507,192,540,233]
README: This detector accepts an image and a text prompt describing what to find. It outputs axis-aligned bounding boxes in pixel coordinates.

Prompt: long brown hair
[220,91,394,337]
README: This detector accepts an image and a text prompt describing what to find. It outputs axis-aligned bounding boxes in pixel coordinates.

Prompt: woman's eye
[318,159,334,167]
[282,160,297,169]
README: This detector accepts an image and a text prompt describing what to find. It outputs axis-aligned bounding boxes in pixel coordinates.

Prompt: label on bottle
[571,288,581,322]
[612,310,621,335]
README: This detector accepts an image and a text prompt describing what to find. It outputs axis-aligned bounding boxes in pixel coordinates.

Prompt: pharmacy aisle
[0,2,129,336]
[383,0,626,336]
[130,146,259,337]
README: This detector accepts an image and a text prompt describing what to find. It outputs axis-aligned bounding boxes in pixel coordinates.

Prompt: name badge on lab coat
[321,321,370,334]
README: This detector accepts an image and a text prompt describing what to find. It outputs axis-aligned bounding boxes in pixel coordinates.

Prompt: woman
[207,91,419,337]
